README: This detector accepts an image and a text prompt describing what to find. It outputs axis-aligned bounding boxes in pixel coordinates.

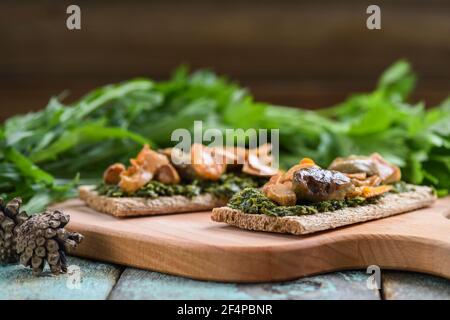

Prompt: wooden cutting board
[55,197,450,283]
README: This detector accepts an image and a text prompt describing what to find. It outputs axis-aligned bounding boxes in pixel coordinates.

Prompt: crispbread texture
[211,186,436,235]
[79,186,226,218]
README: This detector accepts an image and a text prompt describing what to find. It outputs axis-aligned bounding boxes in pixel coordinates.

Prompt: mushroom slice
[212,146,248,166]
[211,147,235,165]
[191,144,226,181]
[263,183,297,206]
[119,165,154,194]
[370,153,401,184]
[344,172,367,180]
[251,143,274,164]
[155,164,181,185]
[329,156,378,176]
[249,143,272,160]
[243,153,278,177]
[159,148,175,160]
[117,144,171,193]
[135,144,170,173]
[328,153,401,184]
[103,163,126,185]
[351,175,382,187]
[242,144,279,177]
[266,172,285,185]
[358,185,393,198]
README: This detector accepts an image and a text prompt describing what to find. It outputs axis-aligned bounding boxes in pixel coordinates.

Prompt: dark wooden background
[1,0,449,121]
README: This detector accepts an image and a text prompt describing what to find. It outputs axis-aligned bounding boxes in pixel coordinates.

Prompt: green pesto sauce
[391,181,416,193]
[228,182,413,217]
[96,173,266,200]
[227,188,378,217]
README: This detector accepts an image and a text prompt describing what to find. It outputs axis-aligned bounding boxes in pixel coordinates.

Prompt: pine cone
[15,210,84,275]
[0,198,29,264]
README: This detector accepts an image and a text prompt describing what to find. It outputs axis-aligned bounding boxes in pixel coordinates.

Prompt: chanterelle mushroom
[103,163,126,185]
[118,144,172,193]
[155,164,180,184]
[211,146,247,166]
[134,144,170,173]
[190,143,227,181]
[263,183,297,206]
[242,144,279,177]
[358,185,393,198]
[164,143,279,181]
[119,165,154,194]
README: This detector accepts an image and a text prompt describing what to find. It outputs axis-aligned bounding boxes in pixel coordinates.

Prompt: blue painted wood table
[1,256,450,300]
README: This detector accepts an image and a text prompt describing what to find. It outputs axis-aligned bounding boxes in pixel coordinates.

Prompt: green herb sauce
[391,181,416,193]
[228,188,379,217]
[96,173,266,199]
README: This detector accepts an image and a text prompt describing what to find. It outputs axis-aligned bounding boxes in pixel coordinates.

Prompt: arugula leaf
[377,59,416,100]
[4,148,54,185]
[30,123,151,163]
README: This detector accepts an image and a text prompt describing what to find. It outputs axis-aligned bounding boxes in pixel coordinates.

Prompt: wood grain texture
[0,256,122,300]
[53,196,450,283]
[382,271,450,300]
[108,269,380,300]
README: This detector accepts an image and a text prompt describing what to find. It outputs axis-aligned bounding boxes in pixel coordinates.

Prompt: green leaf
[22,192,53,214]
[70,79,154,120]
[29,124,152,163]
[4,147,54,185]
[347,97,396,135]
[377,59,416,99]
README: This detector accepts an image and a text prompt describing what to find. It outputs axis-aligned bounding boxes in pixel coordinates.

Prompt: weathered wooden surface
[1,256,450,299]
[0,257,122,300]
[382,271,450,300]
[108,269,380,300]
